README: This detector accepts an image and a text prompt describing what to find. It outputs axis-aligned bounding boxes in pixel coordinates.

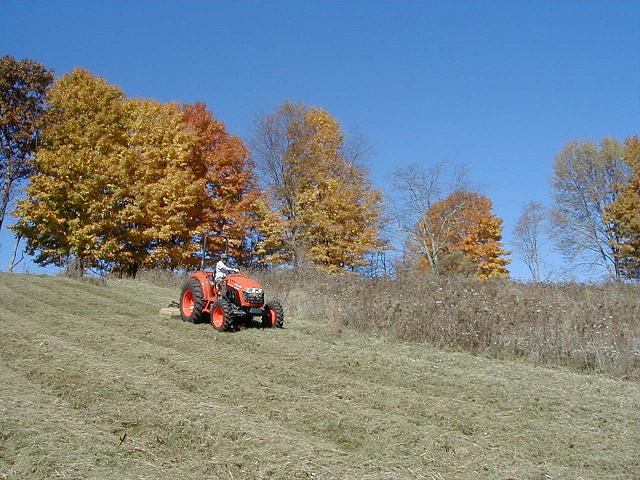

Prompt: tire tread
[263,300,284,328]
[180,278,207,324]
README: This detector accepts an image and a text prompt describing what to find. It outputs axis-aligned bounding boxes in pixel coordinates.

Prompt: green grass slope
[0,273,638,480]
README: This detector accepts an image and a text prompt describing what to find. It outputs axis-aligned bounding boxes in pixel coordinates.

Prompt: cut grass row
[0,273,638,479]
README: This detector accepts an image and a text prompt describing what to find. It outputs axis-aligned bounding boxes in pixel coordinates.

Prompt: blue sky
[1,1,638,279]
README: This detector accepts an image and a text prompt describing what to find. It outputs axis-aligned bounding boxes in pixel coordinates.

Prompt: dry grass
[257,268,640,380]
[0,272,638,479]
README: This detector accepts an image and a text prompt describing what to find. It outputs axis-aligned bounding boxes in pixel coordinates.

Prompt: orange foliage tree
[183,102,259,265]
[417,190,510,278]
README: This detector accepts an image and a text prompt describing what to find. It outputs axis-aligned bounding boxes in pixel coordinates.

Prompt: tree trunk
[8,234,22,272]
[0,179,13,235]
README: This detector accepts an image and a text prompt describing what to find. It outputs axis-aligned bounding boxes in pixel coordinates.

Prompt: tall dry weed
[257,268,640,379]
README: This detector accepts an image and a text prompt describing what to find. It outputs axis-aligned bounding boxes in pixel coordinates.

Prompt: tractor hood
[226,274,263,290]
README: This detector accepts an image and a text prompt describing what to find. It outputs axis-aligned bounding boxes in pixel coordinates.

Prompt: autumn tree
[14,70,205,275]
[0,55,53,239]
[550,138,629,280]
[14,69,262,275]
[512,201,547,281]
[183,102,259,266]
[106,98,205,275]
[605,136,640,280]
[392,163,469,275]
[13,68,128,273]
[251,101,387,271]
[297,169,385,272]
[421,190,510,278]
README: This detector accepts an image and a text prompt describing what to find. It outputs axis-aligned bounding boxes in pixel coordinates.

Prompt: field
[0,273,638,479]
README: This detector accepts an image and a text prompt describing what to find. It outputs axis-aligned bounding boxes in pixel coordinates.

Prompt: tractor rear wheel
[211,298,234,332]
[180,279,207,324]
[262,300,284,328]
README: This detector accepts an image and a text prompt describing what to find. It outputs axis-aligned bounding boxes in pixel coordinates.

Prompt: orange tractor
[179,234,284,332]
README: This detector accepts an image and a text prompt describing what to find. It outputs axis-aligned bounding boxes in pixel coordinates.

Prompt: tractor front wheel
[262,300,284,328]
[210,299,234,332]
[180,279,207,324]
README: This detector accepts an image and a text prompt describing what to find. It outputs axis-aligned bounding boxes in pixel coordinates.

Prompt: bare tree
[340,129,373,167]
[249,101,306,264]
[550,138,630,280]
[391,163,468,275]
[512,201,546,281]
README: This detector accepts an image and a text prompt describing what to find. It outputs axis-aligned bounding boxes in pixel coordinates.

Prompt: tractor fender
[189,271,215,301]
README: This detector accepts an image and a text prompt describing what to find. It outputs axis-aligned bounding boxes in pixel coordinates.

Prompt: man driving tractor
[214,254,239,282]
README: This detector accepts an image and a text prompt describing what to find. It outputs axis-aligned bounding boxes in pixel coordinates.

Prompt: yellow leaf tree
[252,101,387,270]
[605,136,640,280]
[108,98,204,275]
[550,138,628,279]
[13,68,128,272]
[298,172,385,272]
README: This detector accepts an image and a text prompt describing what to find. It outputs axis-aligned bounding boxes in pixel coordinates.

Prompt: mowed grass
[0,273,638,480]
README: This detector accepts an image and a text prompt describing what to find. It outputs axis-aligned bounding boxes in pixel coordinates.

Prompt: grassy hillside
[0,273,638,480]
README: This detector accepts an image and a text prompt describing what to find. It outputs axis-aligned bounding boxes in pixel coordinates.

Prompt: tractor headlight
[243,287,264,304]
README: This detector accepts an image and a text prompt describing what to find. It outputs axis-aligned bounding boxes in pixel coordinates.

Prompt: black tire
[210,298,234,332]
[179,278,207,324]
[262,300,284,328]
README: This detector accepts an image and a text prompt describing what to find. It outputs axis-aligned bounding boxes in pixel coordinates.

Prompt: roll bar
[200,232,229,271]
